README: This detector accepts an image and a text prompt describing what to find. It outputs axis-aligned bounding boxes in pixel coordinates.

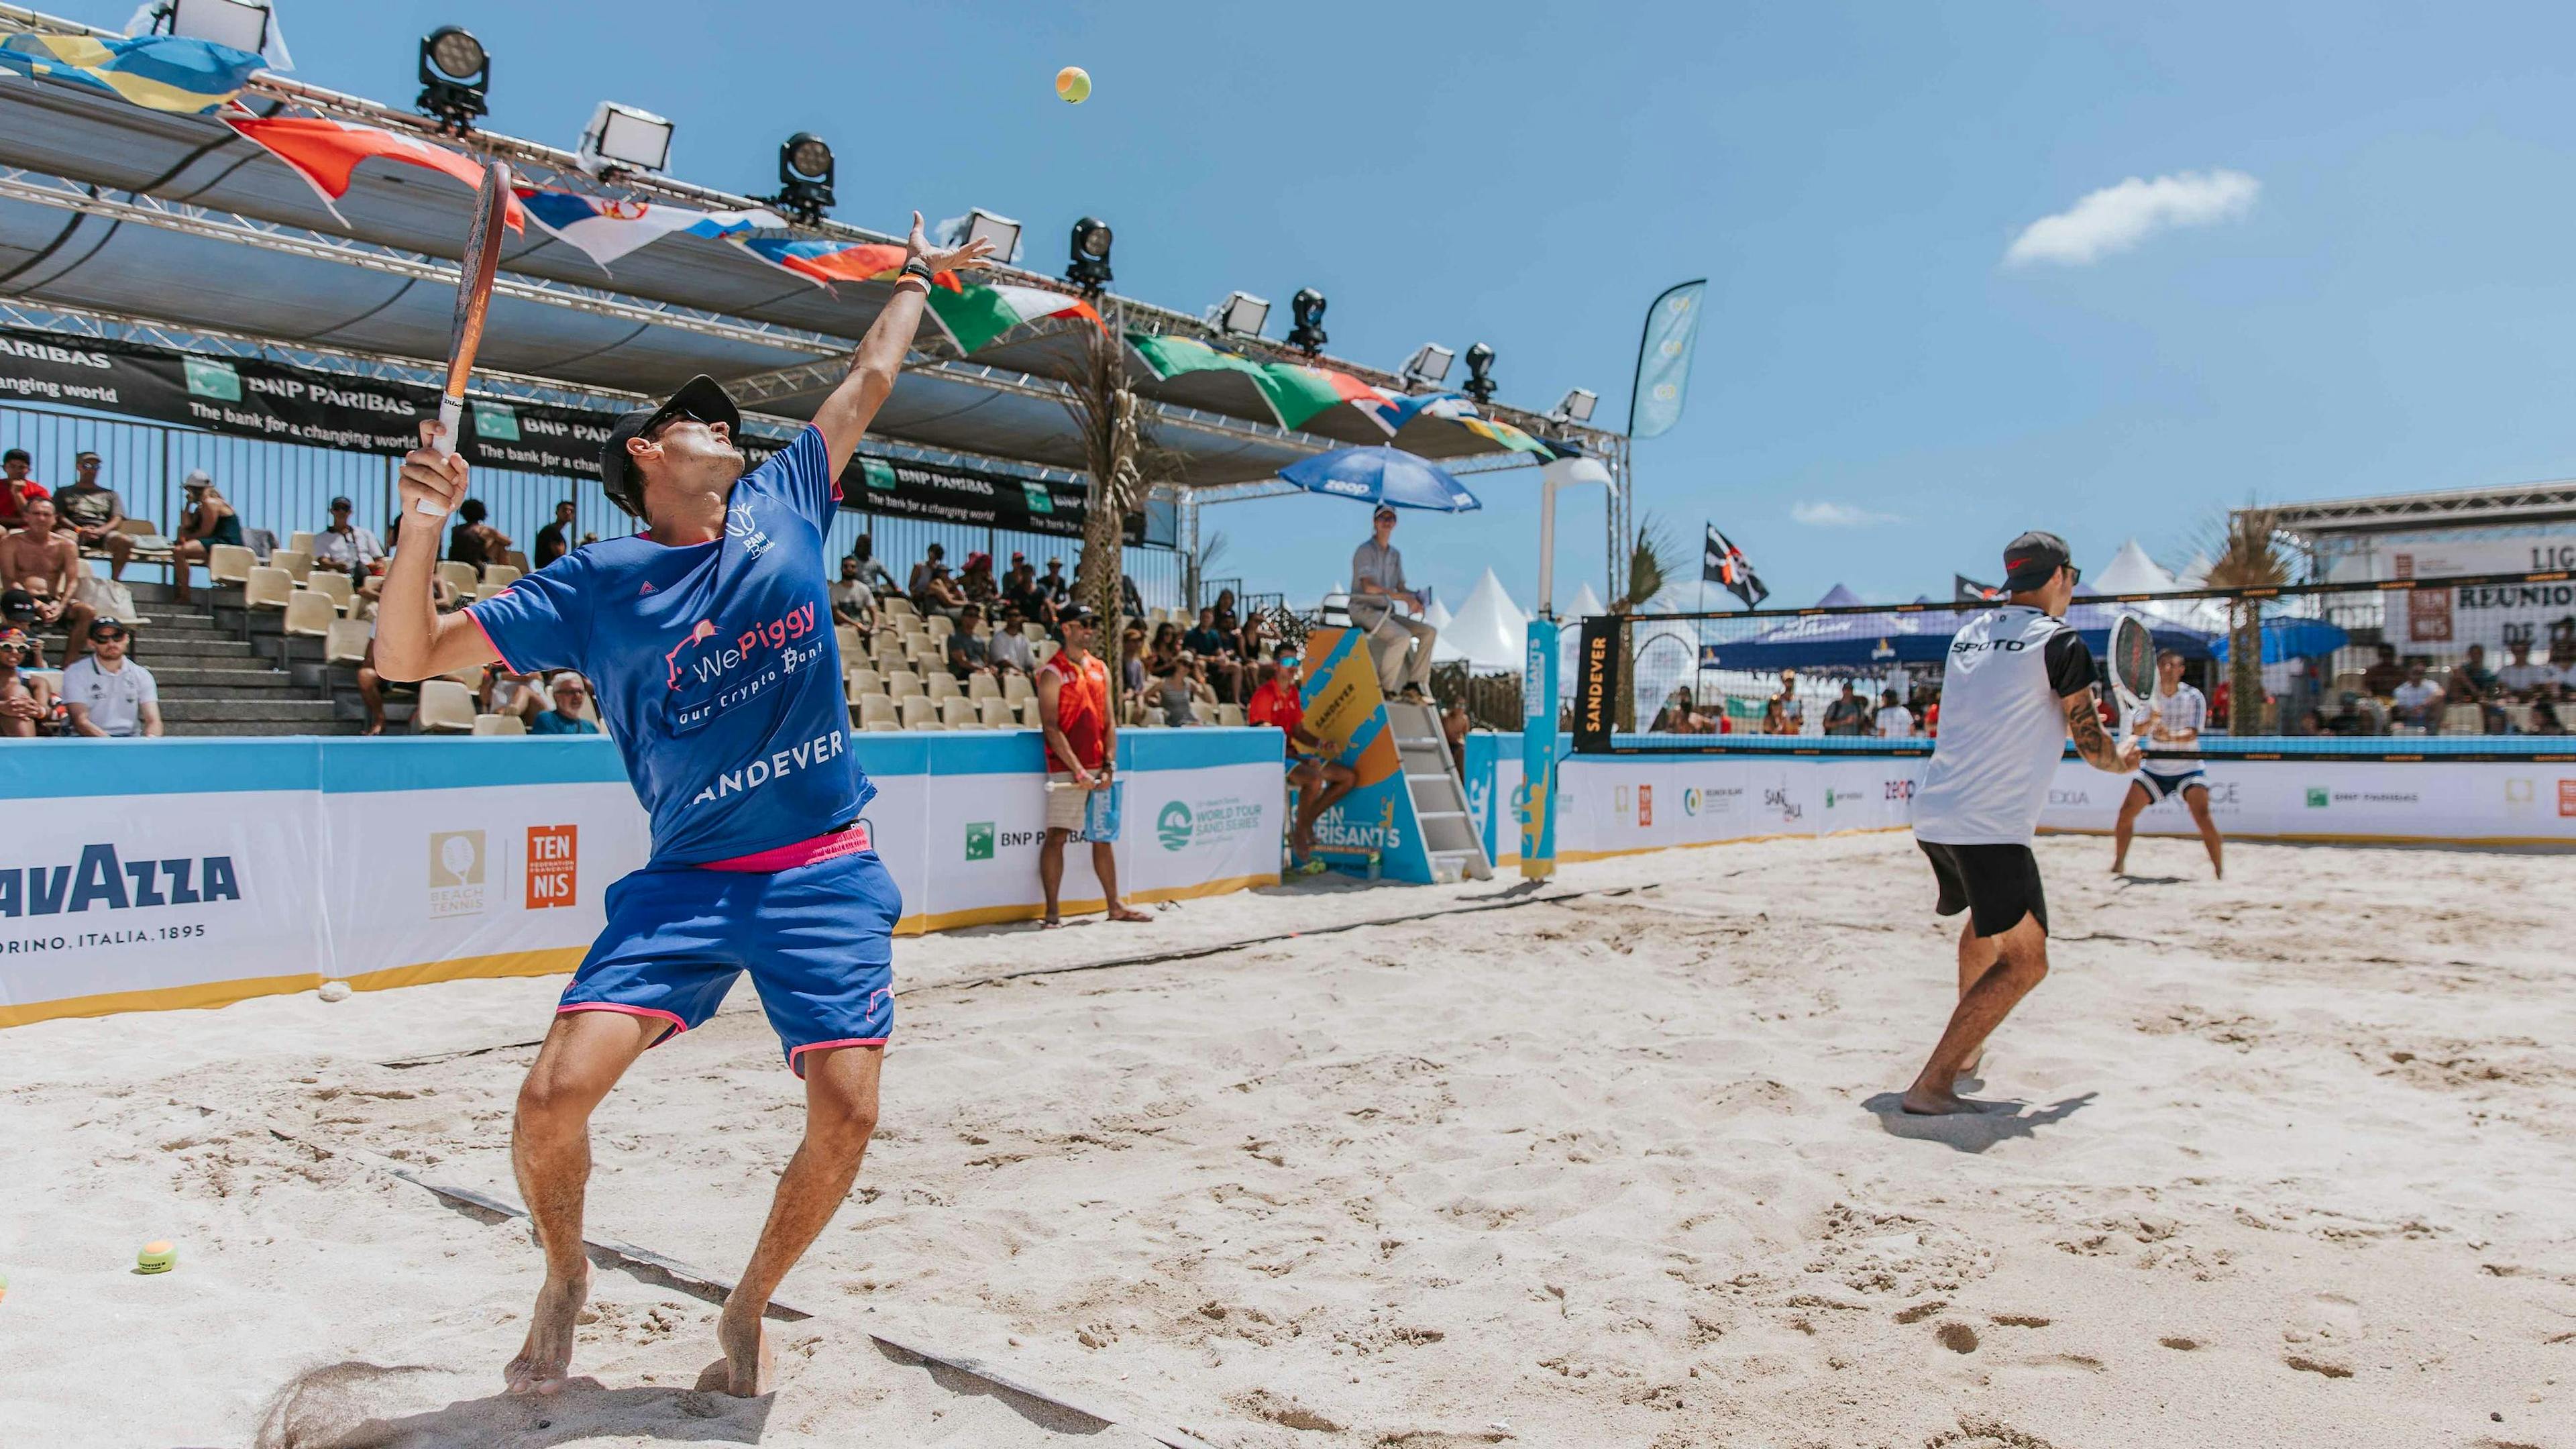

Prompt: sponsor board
[526,825,578,908]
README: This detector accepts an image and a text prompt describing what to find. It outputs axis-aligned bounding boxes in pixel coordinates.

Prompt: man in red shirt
[0,449,50,530]
[1248,654,1358,870]
[1036,605,1150,928]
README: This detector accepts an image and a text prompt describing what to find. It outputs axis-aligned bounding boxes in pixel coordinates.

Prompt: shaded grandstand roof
[0,12,1617,488]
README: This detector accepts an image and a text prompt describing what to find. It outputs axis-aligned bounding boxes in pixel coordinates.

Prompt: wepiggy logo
[1157,801,1195,851]
[0,845,241,929]
[525,825,578,910]
[427,830,486,917]
[665,603,825,735]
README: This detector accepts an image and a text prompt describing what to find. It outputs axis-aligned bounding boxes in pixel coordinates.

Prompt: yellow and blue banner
[0,30,262,115]
[1295,627,1436,882]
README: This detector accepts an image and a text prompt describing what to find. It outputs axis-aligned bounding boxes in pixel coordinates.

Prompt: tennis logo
[1157,800,1194,851]
[427,830,486,917]
[2561,780,2576,817]
[525,824,577,910]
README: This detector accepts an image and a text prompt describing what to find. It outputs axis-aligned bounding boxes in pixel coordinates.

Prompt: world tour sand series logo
[1159,796,1263,852]
[427,830,486,918]
[1157,800,1194,851]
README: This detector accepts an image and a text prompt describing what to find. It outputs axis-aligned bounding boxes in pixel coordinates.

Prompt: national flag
[516,187,780,270]
[728,235,912,287]
[1954,574,2002,603]
[0,30,261,113]
[923,283,1099,355]
[1703,523,1768,608]
[225,115,525,230]
[1124,333,1390,432]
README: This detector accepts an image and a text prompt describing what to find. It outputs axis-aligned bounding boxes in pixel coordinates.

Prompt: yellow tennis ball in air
[136,1241,176,1274]
[1056,66,1091,104]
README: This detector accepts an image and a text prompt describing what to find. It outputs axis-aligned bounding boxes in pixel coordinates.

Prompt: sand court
[5,833,2573,1446]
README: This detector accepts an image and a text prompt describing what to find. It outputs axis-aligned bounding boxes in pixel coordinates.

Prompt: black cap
[1059,603,1099,627]
[2001,529,2073,590]
[599,374,741,515]
[329,495,354,510]
[87,618,128,640]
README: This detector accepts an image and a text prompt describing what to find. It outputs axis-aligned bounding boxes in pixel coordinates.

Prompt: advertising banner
[1295,627,1434,881]
[2349,537,2576,652]
[2038,757,2576,845]
[1519,618,1560,877]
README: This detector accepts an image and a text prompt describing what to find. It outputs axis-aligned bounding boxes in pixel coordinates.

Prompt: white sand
[5,833,2574,1447]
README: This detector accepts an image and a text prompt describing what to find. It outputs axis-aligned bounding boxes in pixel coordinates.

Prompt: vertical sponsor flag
[516,187,782,270]
[1703,523,1768,607]
[1628,279,1707,440]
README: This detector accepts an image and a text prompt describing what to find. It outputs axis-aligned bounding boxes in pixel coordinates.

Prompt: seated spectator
[1145,621,1182,679]
[169,470,241,604]
[1039,555,1072,610]
[2497,639,2556,698]
[1874,688,1915,738]
[52,451,133,582]
[1250,655,1358,869]
[0,625,54,737]
[354,636,414,735]
[907,542,947,600]
[1916,685,1941,739]
[1184,606,1240,702]
[2551,637,2576,696]
[532,499,577,569]
[959,551,999,607]
[1118,623,1147,697]
[1002,555,1055,628]
[946,603,995,678]
[988,604,1036,676]
[60,620,159,737]
[0,588,48,669]
[2531,698,2568,735]
[1769,669,1805,734]
[482,659,547,723]
[0,448,49,531]
[446,496,511,571]
[1120,572,1144,621]
[2453,643,2499,699]
[529,673,601,735]
[917,561,968,620]
[2359,642,2406,697]
[1761,696,1790,735]
[1650,689,1700,733]
[849,533,900,595]
[830,555,879,636]
[1155,657,1200,727]
[1233,606,1273,672]
[2390,662,2444,728]
[311,495,385,579]
[0,498,98,661]
[1823,680,1870,735]
[2296,706,2330,736]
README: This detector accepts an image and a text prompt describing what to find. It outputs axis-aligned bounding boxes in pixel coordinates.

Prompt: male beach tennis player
[2110,648,2223,878]
[374,213,991,1397]
[1899,531,2139,1116]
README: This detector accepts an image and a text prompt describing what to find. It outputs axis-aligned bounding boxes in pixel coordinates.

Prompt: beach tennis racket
[415,157,511,517]
[2106,611,2156,746]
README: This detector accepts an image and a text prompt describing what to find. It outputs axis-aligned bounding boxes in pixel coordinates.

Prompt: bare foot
[1106,905,1151,923]
[699,1306,775,1397]
[1901,1083,1973,1116]
[1040,914,1062,930]
[362,722,384,737]
[504,1268,588,1396]
[2109,857,2127,874]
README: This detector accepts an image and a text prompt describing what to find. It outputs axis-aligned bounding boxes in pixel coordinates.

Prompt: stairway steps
[158,698,339,723]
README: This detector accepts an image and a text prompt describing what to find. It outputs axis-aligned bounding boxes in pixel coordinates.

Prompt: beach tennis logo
[525,825,577,910]
[1157,801,1194,851]
[427,830,486,917]
[964,821,995,861]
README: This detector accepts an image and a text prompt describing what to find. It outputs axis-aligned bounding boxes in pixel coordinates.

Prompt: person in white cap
[168,469,241,604]
[1348,503,1438,700]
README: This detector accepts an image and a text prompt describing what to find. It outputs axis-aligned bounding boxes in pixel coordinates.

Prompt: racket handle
[413,396,463,517]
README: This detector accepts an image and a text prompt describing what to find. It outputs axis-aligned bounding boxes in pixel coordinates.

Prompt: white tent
[1442,568,1530,672]
[1424,596,1466,661]
[2094,539,2178,595]
[1564,581,1608,621]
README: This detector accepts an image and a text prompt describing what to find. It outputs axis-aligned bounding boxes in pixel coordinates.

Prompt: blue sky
[60,1,2576,611]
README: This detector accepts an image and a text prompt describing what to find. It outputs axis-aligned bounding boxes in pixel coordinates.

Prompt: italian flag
[922,283,1100,354]
[1125,333,1395,433]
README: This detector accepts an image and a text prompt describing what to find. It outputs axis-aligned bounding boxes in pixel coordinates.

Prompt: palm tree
[2203,504,2290,733]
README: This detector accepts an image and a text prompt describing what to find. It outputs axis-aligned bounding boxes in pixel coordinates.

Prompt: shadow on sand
[1860,1090,2098,1154]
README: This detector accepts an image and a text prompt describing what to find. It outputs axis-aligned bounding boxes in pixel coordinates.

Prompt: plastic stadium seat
[845,667,883,699]
[286,531,316,556]
[481,564,522,590]
[871,641,908,672]
[1019,698,1046,728]
[117,517,171,552]
[303,570,355,612]
[925,673,962,700]
[977,697,1019,729]
[243,566,294,611]
[1130,710,1161,728]
[967,673,1002,701]
[1216,704,1247,727]
[282,590,335,639]
[939,696,980,729]
[442,663,486,688]
[900,694,941,730]
[2441,703,2485,735]
[270,547,313,584]
[472,712,527,736]
[206,543,256,586]
[1021,622,1048,643]
[1003,674,1035,704]
[324,619,372,665]
[926,614,955,641]
[1033,640,1059,666]
[881,596,917,619]
[864,718,903,733]
[857,694,900,729]
[835,624,863,657]
[416,680,477,733]
[885,669,923,698]
[435,561,480,598]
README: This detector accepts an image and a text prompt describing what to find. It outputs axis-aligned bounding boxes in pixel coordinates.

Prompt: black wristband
[900,258,934,282]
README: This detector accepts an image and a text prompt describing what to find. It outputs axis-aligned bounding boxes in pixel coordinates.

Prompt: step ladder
[1382,701,1493,882]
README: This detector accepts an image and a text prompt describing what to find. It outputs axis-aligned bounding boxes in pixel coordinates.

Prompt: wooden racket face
[444,160,512,398]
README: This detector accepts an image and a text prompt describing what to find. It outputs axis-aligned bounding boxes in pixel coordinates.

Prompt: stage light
[1287,288,1327,355]
[1400,343,1454,390]
[156,0,272,54]
[965,209,1022,264]
[1067,216,1114,292]
[770,131,835,225]
[415,25,489,134]
[578,101,674,177]
[1211,290,1270,337]
[1462,342,1498,405]
[1553,387,1598,424]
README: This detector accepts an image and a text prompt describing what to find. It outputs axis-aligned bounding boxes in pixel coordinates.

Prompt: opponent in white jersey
[1902,531,2138,1116]
[2110,650,2222,878]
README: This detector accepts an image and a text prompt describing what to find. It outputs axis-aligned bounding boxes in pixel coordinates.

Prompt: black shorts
[1918,840,2048,938]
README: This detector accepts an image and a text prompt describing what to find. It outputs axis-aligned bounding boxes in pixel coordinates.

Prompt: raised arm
[809,213,995,479]
[373,421,501,683]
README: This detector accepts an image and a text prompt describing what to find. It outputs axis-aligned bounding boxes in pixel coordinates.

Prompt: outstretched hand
[905,210,996,277]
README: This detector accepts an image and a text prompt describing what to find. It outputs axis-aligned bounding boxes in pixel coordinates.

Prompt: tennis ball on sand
[1055,66,1091,104]
[136,1241,176,1274]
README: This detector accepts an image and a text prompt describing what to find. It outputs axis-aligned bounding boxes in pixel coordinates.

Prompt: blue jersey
[468,426,866,866]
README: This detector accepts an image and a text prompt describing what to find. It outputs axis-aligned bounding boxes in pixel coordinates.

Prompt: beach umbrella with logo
[1278,446,1482,513]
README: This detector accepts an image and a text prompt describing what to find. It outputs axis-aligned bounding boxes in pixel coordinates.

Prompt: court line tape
[230,1107,1222,1449]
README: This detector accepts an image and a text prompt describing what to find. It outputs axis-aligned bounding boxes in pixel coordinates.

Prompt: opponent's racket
[2106,611,2156,747]
[414,157,511,517]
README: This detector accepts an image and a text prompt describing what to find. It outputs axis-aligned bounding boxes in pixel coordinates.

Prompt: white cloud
[1792,500,1899,527]
[2004,168,2259,267]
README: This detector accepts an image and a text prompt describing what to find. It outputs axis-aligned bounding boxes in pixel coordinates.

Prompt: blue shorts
[2135,769,2206,804]
[558,847,902,1077]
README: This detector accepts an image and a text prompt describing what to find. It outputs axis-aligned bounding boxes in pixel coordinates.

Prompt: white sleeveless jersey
[1912,606,2094,846]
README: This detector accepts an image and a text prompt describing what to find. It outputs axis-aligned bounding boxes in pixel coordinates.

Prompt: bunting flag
[225,115,525,230]
[1703,523,1769,608]
[1953,574,2002,603]
[728,235,911,286]
[922,283,1099,355]
[1383,390,1554,456]
[1124,333,1393,433]
[516,186,780,270]
[0,30,262,113]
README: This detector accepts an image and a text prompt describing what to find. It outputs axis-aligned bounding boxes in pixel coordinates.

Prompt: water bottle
[1365,850,1381,881]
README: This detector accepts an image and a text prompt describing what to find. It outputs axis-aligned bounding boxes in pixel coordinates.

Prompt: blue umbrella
[1279,445,1482,513]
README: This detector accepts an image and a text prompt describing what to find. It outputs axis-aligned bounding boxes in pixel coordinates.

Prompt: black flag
[1703,524,1769,608]
[1953,573,2002,603]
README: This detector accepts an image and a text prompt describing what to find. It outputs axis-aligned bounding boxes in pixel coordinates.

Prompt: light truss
[2267,481,2576,537]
